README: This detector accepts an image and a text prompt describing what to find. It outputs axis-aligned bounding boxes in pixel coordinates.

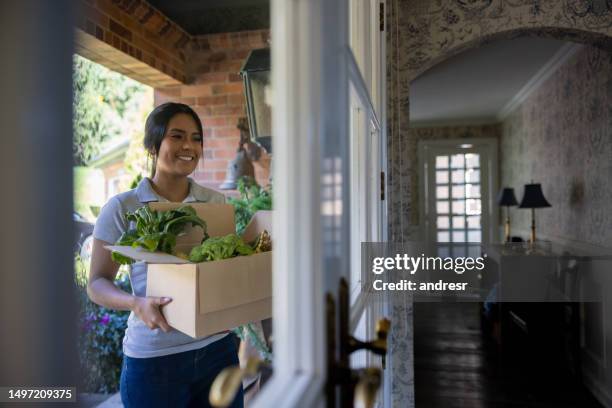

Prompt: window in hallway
[434,152,482,243]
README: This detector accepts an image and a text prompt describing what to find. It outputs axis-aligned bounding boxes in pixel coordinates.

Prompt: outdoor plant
[227,177,274,361]
[227,177,272,235]
[75,255,131,393]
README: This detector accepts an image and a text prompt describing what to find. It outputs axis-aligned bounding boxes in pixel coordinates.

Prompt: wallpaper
[386,0,612,242]
[501,45,612,248]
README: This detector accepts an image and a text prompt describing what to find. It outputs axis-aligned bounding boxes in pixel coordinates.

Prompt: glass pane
[436,186,449,199]
[452,200,465,214]
[468,230,482,243]
[452,231,466,242]
[437,216,449,228]
[436,170,449,184]
[436,201,449,214]
[467,215,481,228]
[465,169,480,183]
[466,184,480,198]
[450,154,465,168]
[466,153,479,168]
[451,169,465,183]
[436,156,449,169]
[452,185,465,199]
[452,216,465,229]
[437,231,450,243]
[466,199,481,215]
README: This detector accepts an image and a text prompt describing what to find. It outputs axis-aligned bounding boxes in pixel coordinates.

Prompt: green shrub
[75,256,131,393]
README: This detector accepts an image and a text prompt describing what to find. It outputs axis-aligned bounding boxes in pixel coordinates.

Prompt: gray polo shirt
[93,177,228,358]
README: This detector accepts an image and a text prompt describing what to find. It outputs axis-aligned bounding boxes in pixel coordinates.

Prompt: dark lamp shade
[519,183,551,208]
[497,188,518,206]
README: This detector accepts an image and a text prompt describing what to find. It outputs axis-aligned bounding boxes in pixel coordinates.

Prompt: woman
[87,102,243,408]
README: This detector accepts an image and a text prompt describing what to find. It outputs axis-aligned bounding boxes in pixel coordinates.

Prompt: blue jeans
[120,334,244,408]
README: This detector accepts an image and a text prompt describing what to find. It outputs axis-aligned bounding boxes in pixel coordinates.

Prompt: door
[251,0,388,406]
[419,139,499,247]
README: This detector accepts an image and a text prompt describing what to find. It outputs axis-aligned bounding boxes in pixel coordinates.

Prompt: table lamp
[519,183,551,244]
[497,188,518,243]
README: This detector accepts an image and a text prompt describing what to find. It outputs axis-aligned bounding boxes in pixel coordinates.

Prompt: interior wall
[406,124,502,239]
[500,45,612,249]
[500,44,612,407]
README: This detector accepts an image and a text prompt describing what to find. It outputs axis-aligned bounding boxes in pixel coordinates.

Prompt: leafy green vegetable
[188,233,254,263]
[111,205,207,265]
[227,177,272,235]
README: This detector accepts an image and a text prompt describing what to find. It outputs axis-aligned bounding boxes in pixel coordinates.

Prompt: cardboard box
[107,203,272,338]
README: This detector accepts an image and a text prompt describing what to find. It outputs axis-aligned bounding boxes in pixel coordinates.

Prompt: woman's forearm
[87,277,137,311]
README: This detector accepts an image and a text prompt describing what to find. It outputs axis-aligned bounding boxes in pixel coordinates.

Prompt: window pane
[436,156,449,168]
[466,184,481,198]
[452,216,465,229]
[466,199,481,215]
[437,231,450,243]
[452,200,465,214]
[452,231,466,242]
[436,186,449,199]
[436,170,449,184]
[436,201,449,214]
[452,185,465,199]
[451,169,465,183]
[465,169,480,183]
[450,154,465,168]
[467,215,481,228]
[437,216,449,228]
[466,153,479,168]
[468,230,482,243]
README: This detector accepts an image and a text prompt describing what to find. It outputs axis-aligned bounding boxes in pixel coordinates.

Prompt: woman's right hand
[132,296,173,332]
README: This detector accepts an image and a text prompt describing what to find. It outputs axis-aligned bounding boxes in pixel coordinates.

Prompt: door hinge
[379,2,385,32]
[380,171,385,201]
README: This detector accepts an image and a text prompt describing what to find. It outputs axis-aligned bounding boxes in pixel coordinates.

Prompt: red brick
[205,137,240,149]
[227,94,245,106]
[182,84,212,97]
[213,149,238,159]
[194,106,212,117]
[213,171,227,181]
[179,97,195,105]
[212,106,243,116]
[195,72,229,83]
[201,160,228,170]
[211,83,243,96]
[213,127,241,138]
[201,116,227,127]
[197,95,228,106]
[229,73,242,82]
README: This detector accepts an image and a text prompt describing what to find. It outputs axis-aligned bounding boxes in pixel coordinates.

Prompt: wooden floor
[414,302,602,408]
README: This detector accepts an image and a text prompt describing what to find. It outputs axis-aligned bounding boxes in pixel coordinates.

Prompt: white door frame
[418,138,499,245]
[253,0,387,406]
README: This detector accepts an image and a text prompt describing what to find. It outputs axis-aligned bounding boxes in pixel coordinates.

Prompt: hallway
[414,302,602,408]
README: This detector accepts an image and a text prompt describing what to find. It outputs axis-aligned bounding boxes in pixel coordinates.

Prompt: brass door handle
[209,357,262,407]
[349,317,391,356]
[354,367,382,408]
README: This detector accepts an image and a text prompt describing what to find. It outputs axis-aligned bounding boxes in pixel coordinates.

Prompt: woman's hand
[132,296,173,332]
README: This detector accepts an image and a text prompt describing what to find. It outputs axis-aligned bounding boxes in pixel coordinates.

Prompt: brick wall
[154,30,271,190]
[76,1,271,191]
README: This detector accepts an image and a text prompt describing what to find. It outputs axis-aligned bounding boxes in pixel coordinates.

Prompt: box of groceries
[107,202,272,338]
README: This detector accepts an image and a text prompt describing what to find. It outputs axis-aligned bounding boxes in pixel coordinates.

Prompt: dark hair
[144,102,204,176]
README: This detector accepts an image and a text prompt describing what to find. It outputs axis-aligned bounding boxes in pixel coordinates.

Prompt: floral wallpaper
[386,0,612,242]
[501,45,612,248]
[384,3,612,406]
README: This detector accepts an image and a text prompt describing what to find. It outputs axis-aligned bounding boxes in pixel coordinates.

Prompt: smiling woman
[86,103,244,408]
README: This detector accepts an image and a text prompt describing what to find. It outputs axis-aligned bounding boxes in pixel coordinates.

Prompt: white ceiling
[409,37,576,127]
